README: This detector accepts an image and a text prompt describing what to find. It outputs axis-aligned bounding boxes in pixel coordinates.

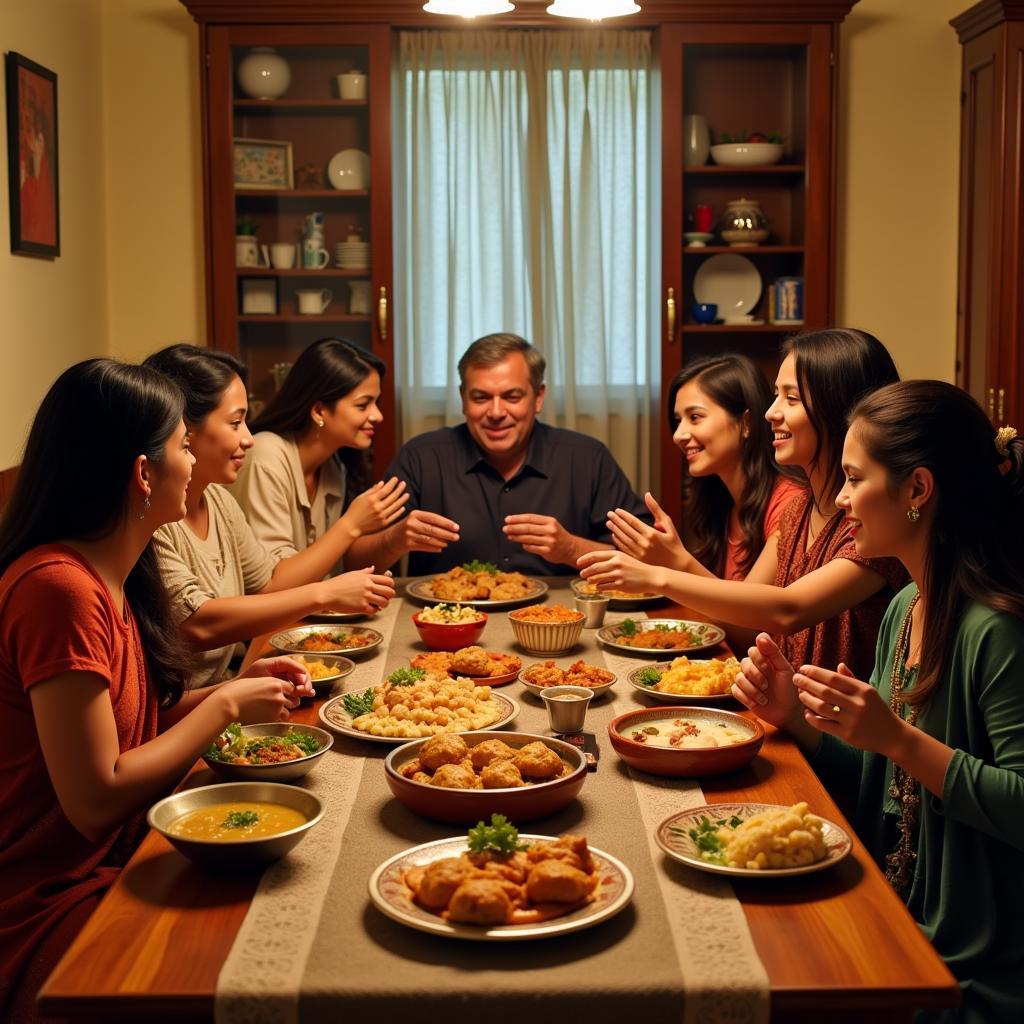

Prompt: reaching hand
[607,492,688,569]
[793,662,904,755]
[322,567,395,613]
[226,656,315,722]
[395,510,460,553]
[576,547,660,593]
[342,477,408,538]
[732,632,801,730]
[502,514,579,566]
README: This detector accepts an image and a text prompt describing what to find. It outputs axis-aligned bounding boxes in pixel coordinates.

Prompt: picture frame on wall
[5,51,60,258]
[233,137,294,190]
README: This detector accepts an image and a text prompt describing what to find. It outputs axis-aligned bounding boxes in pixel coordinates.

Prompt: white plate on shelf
[327,148,370,190]
[693,254,762,321]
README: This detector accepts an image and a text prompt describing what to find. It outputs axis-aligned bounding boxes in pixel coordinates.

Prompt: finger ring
[831,705,841,714]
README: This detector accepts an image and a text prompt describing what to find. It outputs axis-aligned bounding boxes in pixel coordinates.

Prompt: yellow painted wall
[838,0,967,381]
[0,0,107,468]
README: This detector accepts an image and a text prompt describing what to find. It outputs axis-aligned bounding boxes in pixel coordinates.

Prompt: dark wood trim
[952,0,1024,42]
[181,0,858,28]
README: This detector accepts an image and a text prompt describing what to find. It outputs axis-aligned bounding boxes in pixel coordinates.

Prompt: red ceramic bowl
[608,706,764,778]
[411,611,487,651]
[384,731,586,824]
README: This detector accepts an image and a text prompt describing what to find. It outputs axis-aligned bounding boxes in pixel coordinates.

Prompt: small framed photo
[5,52,60,258]
[233,137,293,190]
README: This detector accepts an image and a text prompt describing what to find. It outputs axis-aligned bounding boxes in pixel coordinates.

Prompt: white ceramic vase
[683,114,710,168]
[237,48,291,100]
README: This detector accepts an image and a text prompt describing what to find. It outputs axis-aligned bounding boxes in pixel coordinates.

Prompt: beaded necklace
[884,592,921,895]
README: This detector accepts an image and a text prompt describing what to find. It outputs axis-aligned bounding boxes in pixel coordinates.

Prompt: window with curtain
[393,29,660,492]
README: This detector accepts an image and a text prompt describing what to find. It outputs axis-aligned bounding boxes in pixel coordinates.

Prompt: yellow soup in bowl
[169,801,307,842]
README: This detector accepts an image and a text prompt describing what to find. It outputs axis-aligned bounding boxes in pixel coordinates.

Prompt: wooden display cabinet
[179,10,394,473]
[659,3,855,514]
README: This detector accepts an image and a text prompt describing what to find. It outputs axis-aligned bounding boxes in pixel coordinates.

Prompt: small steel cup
[574,594,610,628]
[540,685,594,733]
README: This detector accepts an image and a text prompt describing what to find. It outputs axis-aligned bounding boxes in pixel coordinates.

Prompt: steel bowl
[147,781,324,868]
[202,723,333,782]
[384,731,586,824]
[292,654,356,694]
[269,624,383,657]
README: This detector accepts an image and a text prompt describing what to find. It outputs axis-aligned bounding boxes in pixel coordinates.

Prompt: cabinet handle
[988,387,995,419]
[998,387,1005,422]
[666,287,676,345]
[377,286,388,342]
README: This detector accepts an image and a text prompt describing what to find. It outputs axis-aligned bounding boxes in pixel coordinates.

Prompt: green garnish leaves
[223,810,259,829]
[205,724,321,762]
[462,560,498,575]
[635,667,661,687]
[387,667,426,688]
[619,618,638,637]
[467,814,530,855]
[670,814,746,864]
[342,687,376,717]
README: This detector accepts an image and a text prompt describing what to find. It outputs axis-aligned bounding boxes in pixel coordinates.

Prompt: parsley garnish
[467,814,530,855]
[619,618,638,636]
[463,560,498,575]
[222,810,259,829]
[386,667,426,687]
[670,814,745,864]
[342,687,376,717]
[635,667,662,687]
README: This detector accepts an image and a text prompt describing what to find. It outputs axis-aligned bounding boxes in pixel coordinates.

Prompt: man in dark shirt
[346,333,650,575]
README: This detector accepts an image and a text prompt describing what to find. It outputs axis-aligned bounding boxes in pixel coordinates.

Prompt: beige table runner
[217,586,768,1024]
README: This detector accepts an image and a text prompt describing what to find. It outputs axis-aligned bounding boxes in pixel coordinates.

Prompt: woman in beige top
[233,338,405,566]
[145,344,400,688]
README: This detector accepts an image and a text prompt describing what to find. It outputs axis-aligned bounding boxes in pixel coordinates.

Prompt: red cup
[694,203,714,233]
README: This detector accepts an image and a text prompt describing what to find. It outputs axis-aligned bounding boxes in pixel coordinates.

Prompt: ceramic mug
[296,288,333,315]
[337,71,367,100]
[301,243,330,269]
[270,242,297,269]
[235,235,259,268]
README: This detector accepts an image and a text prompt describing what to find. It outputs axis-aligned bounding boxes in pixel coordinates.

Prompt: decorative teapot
[720,198,769,246]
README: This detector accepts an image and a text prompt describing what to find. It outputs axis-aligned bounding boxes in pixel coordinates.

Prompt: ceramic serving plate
[368,834,634,940]
[626,661,737,704]
[405,577,549,610]
[569,578,662,610]
[269,624,383,658]
[693,253,762,321]
[655,802,853,878]
[597,619,726,657]
[318,690,519,745]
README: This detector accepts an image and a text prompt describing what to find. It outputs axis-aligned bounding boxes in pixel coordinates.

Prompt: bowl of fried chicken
[384,730,587,824]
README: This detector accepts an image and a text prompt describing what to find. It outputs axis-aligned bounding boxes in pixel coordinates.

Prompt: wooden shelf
[684,164,805,175]
[233,98,367,111]
[239,314,371,323]
[235,188,369,198]
[236,268,370,277]
[682,323,803,333]
[683,245,804,254]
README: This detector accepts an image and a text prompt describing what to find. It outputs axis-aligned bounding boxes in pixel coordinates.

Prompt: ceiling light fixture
[423,0,515,15]
[546,0,641,19]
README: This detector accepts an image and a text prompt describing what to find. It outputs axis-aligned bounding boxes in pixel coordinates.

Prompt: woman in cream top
[234,338,406,565]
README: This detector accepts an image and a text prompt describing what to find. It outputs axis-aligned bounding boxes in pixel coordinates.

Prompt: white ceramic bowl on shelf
[327,149,370,190]
[710,143,783,167]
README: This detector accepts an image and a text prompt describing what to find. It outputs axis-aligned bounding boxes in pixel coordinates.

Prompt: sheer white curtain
[393,29,659,490]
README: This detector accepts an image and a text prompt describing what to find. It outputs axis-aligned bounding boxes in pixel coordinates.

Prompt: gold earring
[906,505,920,523]
[136,496,150,521]
[315,417,324,438]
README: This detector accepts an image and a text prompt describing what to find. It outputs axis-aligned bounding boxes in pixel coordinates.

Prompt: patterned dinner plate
[368,834,634,940]
[626,662,737,705]
[269,624,384,657]
[318,690,519,745]
[597,619,726,657]
[655,802,853,878]
[405,576,549,610]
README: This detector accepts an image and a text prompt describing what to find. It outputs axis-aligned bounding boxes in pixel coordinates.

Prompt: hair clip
[995,425,1018,459]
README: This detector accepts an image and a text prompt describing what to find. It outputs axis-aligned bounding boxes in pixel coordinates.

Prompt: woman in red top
[580,329,907,681]
[0,359,314,1022]
[607,354,804,581]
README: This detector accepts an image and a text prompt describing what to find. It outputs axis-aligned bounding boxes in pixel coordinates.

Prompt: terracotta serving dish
[608,706,764,778]
[411,611,487,651]
[384,730,586,824]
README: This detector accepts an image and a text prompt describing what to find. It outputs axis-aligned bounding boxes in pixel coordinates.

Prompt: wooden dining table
[38,582,959,1023]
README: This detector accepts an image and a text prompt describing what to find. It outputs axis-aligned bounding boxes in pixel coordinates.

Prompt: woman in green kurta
[732,380,1024,1023]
